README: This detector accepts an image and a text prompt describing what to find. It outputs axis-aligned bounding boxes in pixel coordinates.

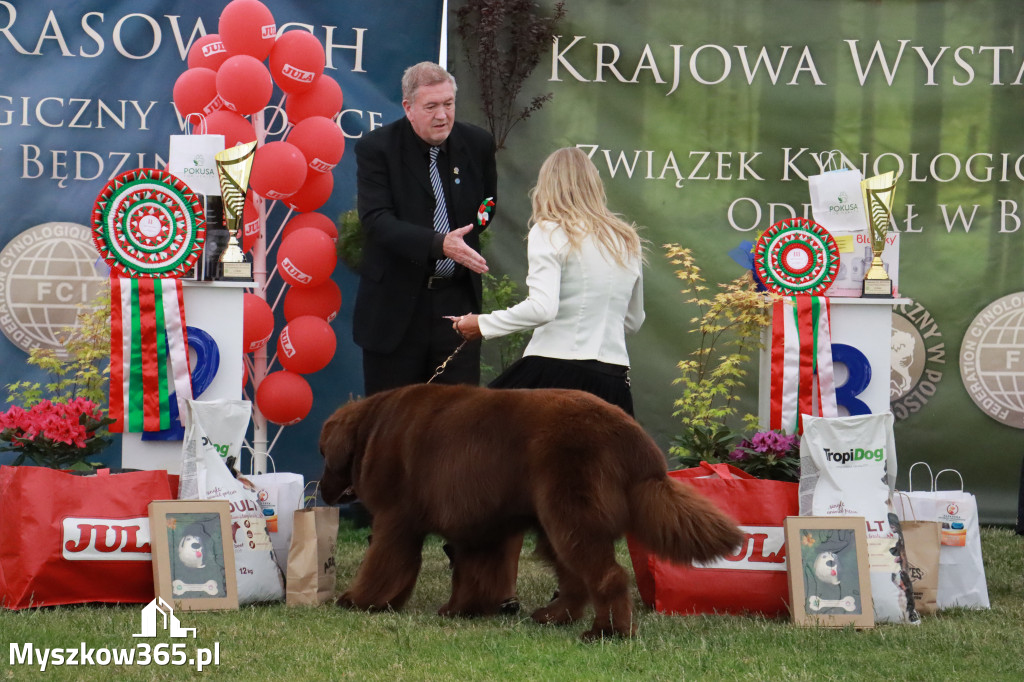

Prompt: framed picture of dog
[149,500,238,611]
[784,516,873,628]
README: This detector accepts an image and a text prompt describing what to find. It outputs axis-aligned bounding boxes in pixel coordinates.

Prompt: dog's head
[319,398,365,504]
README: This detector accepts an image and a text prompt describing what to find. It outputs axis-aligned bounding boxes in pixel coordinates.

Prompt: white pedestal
[758,298,910,428]
[121,281,248,473]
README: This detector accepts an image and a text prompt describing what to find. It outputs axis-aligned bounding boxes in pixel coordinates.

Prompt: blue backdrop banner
[0,1,443,484]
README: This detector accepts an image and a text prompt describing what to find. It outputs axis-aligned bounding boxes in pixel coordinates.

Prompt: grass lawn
[2,524,1021,681]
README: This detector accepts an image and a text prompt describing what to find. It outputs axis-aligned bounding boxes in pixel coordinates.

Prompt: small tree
[455,0,567,150]
[664,244,773,464]
[7,283,110,408]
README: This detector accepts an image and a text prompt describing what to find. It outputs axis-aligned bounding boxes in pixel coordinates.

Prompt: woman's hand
[451,314,482,341]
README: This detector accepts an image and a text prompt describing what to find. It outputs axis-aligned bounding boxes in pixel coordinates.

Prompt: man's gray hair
[401,62,457,104]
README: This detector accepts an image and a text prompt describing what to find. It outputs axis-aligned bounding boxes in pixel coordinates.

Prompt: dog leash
[427,339,468,384]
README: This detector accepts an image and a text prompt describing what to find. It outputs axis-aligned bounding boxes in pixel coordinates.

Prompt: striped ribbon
[769,296,837,434]
[109,276,192,432]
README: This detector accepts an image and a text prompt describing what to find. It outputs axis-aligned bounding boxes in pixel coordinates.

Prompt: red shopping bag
[628,462,798,617]
[0,465,174,609]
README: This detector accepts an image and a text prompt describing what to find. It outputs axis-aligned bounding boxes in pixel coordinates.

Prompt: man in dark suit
[353,62,497,395]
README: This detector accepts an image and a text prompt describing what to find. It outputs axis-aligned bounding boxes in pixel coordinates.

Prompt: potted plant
[0,398,114,471]
[665,244,800,481]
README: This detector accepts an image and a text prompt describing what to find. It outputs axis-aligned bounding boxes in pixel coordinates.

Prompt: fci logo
[946,503,959,515]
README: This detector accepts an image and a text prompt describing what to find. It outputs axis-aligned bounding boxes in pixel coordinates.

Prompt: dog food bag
[179,399,251,482]
[799,413,919,624]
[180,399,285,604]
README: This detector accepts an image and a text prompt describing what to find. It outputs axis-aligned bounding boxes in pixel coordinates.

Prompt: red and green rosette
[754,217,839,296]
[476,197,495,227]
[91,168,206,278]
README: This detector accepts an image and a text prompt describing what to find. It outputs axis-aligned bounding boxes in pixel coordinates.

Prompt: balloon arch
[173,0,344,471]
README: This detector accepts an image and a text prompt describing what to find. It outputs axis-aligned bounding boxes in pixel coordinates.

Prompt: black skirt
[487,355,634,416]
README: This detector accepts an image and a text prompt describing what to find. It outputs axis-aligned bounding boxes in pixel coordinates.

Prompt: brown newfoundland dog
[320,383,743,639]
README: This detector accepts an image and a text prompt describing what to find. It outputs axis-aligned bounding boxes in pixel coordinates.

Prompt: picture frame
[784,516,873,628]
[149,500,238,611]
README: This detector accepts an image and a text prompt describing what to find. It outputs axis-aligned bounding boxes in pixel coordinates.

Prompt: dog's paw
[531,600,583,626]
[336,593,356,609]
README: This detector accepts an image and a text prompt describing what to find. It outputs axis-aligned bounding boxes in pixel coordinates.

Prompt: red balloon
[256,371,312,425]
[243,293,274,353]
[288,116,345,174]
[284,75,343,124]
[187,34,230,71]
[281,212,338,242]
[242,191,260,253]
[269,30,325,94]
[216,54,273,115]
[285,171,334,213]
[277,315,336,374]
[249,141,307,200]
[283,279,342,323]
[173,67,221,117]
[219,0,276,60]
[277,228,337,288]
[204,109,256,146]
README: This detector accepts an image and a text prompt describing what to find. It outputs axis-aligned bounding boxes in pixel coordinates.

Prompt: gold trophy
[214,141,257,280]
[860,171,897,298]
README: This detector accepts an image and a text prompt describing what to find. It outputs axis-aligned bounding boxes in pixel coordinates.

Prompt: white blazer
[477,221,644,366]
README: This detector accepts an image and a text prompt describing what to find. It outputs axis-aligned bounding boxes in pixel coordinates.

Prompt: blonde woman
[454,146,644,415]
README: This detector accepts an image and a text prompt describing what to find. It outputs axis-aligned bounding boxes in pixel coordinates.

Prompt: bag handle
[698,461,735,479]
[821,149,854,173]
[184,112,209,135]
[934,468,965,492]
[302,480,323,508]
[907,461,934,492]
[893,491,918,520]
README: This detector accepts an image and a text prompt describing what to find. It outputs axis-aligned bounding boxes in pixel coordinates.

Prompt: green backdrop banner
[462,0,1023,523]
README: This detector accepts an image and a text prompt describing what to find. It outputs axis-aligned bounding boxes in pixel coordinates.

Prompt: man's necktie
[429,146,456,277]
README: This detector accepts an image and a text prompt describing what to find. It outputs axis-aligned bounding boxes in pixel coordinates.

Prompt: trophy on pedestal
[860,171,897,298]
[214,141,257,281]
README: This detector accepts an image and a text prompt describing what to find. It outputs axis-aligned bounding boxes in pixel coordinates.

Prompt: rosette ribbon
[108,276,192,433]
[769,296,837,434]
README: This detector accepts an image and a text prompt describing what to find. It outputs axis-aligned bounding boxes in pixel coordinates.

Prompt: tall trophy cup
[860,171,897,298]
[214,141,257,281]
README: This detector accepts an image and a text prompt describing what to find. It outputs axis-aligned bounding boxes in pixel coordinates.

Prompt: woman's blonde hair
[529,147,643,267]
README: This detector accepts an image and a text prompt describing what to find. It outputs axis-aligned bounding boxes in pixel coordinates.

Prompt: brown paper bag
[286,506,339,606]
[894,493,942,615]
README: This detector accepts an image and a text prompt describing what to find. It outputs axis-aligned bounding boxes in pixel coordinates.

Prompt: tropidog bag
[0,465,174,609]
[628,462,798,617]
[799,413,920,624]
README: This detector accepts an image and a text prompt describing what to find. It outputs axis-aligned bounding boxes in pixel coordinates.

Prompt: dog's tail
[628,476,744,564]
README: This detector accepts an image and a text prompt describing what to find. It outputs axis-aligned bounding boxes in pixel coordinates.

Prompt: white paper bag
[896,464,990,610]
[168,117,225,196]
[800,413,919,624]
[808,164,866,234]
[246,472,305,574]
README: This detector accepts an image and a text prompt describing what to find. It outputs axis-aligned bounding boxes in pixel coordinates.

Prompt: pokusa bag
[799,413,920,624]
[246,470,305,574]
[896,463,989,610]
[628,462,797,617]
[0,466,174,609]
